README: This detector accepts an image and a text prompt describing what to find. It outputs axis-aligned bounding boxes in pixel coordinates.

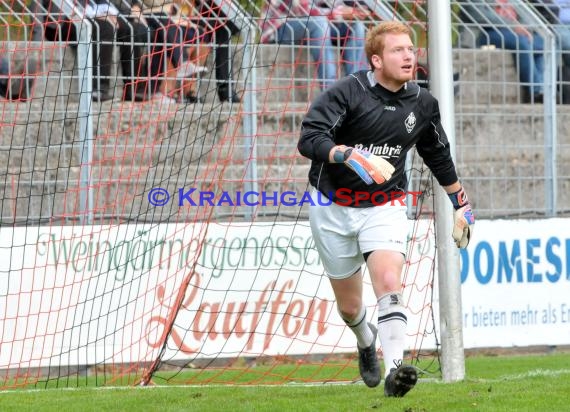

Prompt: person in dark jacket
[195,0,242,102]
[298,21,474,397]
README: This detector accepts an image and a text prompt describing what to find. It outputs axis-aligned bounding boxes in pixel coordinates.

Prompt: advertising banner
[459,219,570,347]
[1,218,569,368]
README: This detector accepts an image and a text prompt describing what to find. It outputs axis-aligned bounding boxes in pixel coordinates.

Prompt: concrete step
[3,102,570,193]
[453,47,523,105]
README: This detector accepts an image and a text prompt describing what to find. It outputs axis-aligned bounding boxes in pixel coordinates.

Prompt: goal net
[0,0,440,388]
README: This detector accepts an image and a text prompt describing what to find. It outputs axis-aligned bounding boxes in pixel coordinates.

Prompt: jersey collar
[366,71,417,100]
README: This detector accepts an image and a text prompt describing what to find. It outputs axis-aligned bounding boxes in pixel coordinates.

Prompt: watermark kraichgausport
[147,188,423,207]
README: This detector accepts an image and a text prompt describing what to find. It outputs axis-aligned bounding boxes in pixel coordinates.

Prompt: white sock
[340,305,374,348]
[377,293,407,377]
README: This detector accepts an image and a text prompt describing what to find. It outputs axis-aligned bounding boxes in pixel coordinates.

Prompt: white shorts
[309,188,409,279]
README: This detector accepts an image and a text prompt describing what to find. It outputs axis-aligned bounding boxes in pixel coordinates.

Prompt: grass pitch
[1,351,569,412]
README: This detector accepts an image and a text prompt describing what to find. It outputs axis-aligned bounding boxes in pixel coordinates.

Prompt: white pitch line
[2,368,570,394]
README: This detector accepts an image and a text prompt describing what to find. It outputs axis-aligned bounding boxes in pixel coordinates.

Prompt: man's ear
[371,54,382,70]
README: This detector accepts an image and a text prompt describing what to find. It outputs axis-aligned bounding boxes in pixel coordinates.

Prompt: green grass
[1,352,570,411]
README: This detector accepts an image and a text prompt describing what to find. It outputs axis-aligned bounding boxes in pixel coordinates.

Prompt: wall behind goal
[1,218,569,371]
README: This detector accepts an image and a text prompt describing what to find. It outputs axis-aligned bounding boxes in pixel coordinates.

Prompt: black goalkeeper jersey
[298,70,459,207]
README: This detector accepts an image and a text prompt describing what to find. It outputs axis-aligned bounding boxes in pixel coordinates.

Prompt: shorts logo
[405,112,416,134]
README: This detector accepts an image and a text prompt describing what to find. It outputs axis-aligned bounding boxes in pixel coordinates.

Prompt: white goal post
[428,0,466,382]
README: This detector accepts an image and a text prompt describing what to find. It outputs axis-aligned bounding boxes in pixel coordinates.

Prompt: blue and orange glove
[448,187,475,248]
[333,147,395,185]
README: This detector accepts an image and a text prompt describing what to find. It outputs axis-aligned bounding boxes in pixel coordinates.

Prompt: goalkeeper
[298,21,474,397]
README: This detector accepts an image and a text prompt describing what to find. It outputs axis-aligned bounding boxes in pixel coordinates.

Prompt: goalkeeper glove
[334,147,395,185]
[448,187,475,248]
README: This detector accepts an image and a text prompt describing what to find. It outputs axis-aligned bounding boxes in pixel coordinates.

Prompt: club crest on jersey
[405,112,416,134]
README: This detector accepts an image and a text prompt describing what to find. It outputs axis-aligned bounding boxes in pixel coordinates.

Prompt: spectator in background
[41,0,151,102]
[195,0,242,103]
[528,0,570,103]
[133,0,242,103]
[317,0,370,73]
[461,0,544,103]
[131,0,209,103]
[556,0,570,23]
[259,0,369,89]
